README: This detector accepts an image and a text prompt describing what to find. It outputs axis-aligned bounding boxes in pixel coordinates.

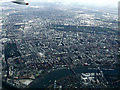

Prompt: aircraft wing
[12,0,29,5]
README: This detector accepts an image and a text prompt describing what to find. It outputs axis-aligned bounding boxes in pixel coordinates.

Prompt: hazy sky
[28,0,119,8]
[0,0,119,8]
[29,0,119,5]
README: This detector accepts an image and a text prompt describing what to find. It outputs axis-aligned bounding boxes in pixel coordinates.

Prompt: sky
[28,0,119,6]
[0,0,119,8]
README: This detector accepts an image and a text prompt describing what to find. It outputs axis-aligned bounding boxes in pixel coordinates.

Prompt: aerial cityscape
[0,1,120,89]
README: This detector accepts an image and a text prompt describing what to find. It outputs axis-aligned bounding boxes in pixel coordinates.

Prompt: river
[29,67,120,88]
